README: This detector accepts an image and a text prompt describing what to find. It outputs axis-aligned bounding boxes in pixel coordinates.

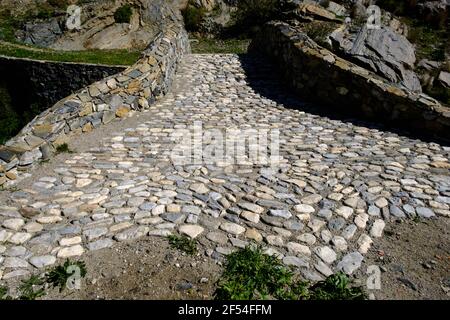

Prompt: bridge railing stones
[0,11,190,188]
[250,21,450,143]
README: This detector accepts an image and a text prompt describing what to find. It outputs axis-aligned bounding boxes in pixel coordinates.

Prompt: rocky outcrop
[18,18,64,48]
[0,5,190,187]
[330,25,422,92]
[15,0,183,51]
[250,21,450,141]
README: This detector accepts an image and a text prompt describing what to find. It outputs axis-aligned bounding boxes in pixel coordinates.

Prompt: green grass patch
[215,246,367,300]
[46,259,87,292]
[168,235,198,255]
[55,143,73,154]
[190,38,250,54]
[0,42,140,65]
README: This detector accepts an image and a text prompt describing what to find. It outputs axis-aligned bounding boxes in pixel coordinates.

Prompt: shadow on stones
[237,53,450,147]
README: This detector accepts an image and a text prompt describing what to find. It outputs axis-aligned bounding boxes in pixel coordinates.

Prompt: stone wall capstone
[0,9,190,187]
[249,21,450,143]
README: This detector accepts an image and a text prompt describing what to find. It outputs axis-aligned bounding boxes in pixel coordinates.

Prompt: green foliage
[46,259,87,292]
[19,275,46,300]
[168,235,198,255]
[114,4,133,24]
[215,246,367,300]
[182,4,206,32]
[214,246,309,300]
[302,22,337,47]
[226,0,280,37]
[404,18,447,61]
[190,38,250,54]
[0,286,12,300]
[309,272,367,300]
[55,143,73,154]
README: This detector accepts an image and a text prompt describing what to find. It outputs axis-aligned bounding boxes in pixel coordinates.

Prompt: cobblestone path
[1,54,449,283]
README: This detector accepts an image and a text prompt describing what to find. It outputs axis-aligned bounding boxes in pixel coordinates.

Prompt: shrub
[215,246,367,300]
[181,4,206,32]
[55,143,73,154]
[114,4,133,24]
[214,246,309,300]
[227,0,282,38]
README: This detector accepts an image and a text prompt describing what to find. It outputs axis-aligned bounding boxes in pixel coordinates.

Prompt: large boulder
[331,26,422,92]
[17,18,64,47]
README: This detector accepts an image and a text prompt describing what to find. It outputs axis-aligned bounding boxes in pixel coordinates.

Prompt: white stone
[294,204,315,214]
[314,246,337,264]
[60,236,82,246]
[57,245,85,258]
[29,255,56,268]
[335,206,354,219]
[370,219,386,238]
[2,218,25,231]
[220,222,246,235]
[357,234,373,254]
[179,224,204,239]
[286,242,311,256]
[354,213,369,229]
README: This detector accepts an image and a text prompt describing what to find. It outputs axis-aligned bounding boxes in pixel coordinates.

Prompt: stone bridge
[0,17,449,289]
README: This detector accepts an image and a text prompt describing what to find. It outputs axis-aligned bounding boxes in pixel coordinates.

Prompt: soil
[363,217,450,300]
[43,237,223,300]
[41,217,450,300]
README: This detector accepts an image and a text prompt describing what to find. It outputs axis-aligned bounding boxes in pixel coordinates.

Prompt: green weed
[168,235,198,255]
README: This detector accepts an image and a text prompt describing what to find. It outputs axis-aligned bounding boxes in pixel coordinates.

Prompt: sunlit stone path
[1,54,449,284]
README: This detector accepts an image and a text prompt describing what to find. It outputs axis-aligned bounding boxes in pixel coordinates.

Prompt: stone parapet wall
[0,56,126,108]
[250,21,450,142]
[0,11,190,187]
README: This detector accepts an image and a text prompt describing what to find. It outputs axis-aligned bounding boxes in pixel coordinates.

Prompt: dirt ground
[39,217,449,300]
[43,237,222,300]
[363,217,450,300]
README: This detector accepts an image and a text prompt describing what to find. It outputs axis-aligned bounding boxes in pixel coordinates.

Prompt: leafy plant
[214,246,309,300]
[19,275,46,300]
[55,143,73,154]
[309,272,367,300]
[46,259,87,292]
[168,235,198,255]
[114,4,133,24]
[0,286,12,300]
[226,0,281,37]
[181,3,206,32]
[215,246,367,300]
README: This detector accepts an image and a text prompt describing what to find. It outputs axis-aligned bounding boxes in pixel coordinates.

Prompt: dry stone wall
[0,12,190,187]
[250,21,450,143]
[0,55,126,112]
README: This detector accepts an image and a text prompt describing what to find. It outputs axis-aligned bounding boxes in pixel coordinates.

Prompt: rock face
[19,18,64,47]
[438,71,450,88]
[15,0,184,51]
[331,26,422,92]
